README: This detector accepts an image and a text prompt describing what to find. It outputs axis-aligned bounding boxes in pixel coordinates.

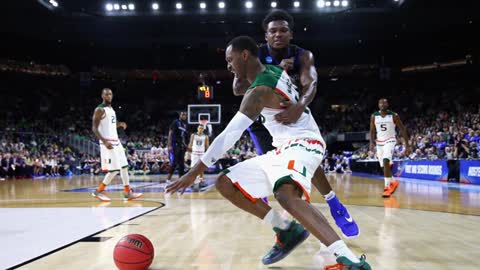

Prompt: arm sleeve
[201,112,254,167]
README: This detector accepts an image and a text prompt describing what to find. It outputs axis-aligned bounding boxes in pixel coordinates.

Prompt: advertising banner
[459,160,480,185]
[393,160,448,181]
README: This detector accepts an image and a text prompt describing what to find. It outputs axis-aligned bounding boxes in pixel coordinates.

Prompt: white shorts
[100,143,128,172]
[223,138,325,202]
[191,153,204,167]
[376,138,396,167]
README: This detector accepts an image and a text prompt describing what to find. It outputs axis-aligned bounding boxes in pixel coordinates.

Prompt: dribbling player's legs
[275,182,338,245]
[311,166,333,195]
[274,180,370,268]
[215,174,271,219]
[311,166,359,238]
[216,174,309,266]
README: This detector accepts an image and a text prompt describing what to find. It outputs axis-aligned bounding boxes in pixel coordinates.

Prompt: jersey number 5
[380,123,387,131]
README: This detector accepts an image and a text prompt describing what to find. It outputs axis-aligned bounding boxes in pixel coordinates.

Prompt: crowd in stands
[2,90,480,181]
[0,129,257,180]
[322,153,353,174]
[125,133,257,175]
[0,133,80,180]
[0,59,70,76]
[353,103,480,161]
[1,66,480,180]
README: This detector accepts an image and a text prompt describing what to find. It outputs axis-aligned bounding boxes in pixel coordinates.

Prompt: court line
[7,202,165,270]
[351,172,480,192]
[0,198,165,203]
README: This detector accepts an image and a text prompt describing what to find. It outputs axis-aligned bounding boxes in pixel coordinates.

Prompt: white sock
[120,167,130,186]
[323,190,336,201]
[102,171,118,185]
[263,209,291,230]
[328,240,359,263]
[385,177,392,187]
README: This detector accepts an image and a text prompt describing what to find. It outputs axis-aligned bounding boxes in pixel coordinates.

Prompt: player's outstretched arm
[166,86,269,195]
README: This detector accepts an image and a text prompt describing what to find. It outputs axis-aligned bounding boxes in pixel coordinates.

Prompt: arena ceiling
[1,0,477,69]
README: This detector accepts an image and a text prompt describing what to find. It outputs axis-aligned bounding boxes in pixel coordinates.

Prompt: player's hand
[118,122,127,129]
[274,101,304,124]
[104,141,113,150]
[404,146,412,156]
[369,143,375,152]
[279,57,295,71]
[165,172,196,195]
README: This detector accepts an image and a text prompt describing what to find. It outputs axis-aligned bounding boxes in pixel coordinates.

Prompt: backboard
[187,104,221,125]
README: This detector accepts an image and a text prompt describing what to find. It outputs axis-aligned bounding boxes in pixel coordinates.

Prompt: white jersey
[249,65,324,148]
[191,133,207,155]
[373,110,397,143]
[97,104,119,145]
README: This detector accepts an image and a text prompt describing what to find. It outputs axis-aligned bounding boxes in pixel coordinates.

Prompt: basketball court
[1,173,479,270]
[1,1,478,270]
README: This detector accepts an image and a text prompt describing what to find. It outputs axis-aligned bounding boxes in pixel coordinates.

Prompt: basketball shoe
[91,190,111,202]
[382,180,399,197]
[324,255,371,270]
[262,221,310,265]
[327,196,360,238]
[124,190,143,201]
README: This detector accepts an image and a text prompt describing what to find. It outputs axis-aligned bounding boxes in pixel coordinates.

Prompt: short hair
[227,36,258,57]
[262,9,294,31]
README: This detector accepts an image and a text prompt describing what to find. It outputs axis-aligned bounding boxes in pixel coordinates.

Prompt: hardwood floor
[1,173,479,269]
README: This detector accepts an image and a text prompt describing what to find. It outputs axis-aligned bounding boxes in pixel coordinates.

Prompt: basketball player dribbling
[232,9,359,244]
[167,36,371,270]
[91,88,142,202]
[187,124,209,187]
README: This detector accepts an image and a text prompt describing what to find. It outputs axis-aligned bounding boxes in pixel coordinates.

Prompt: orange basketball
[113,234,154,270]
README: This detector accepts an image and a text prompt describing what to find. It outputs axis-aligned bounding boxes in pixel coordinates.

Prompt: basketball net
[199,120,209,128]
[200,120,213,137]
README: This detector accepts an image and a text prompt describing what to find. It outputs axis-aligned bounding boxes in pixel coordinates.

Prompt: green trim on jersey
[97,103,107,108]
[248,64,283,90]
[372,110,397,116]
[273,175,296,192]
